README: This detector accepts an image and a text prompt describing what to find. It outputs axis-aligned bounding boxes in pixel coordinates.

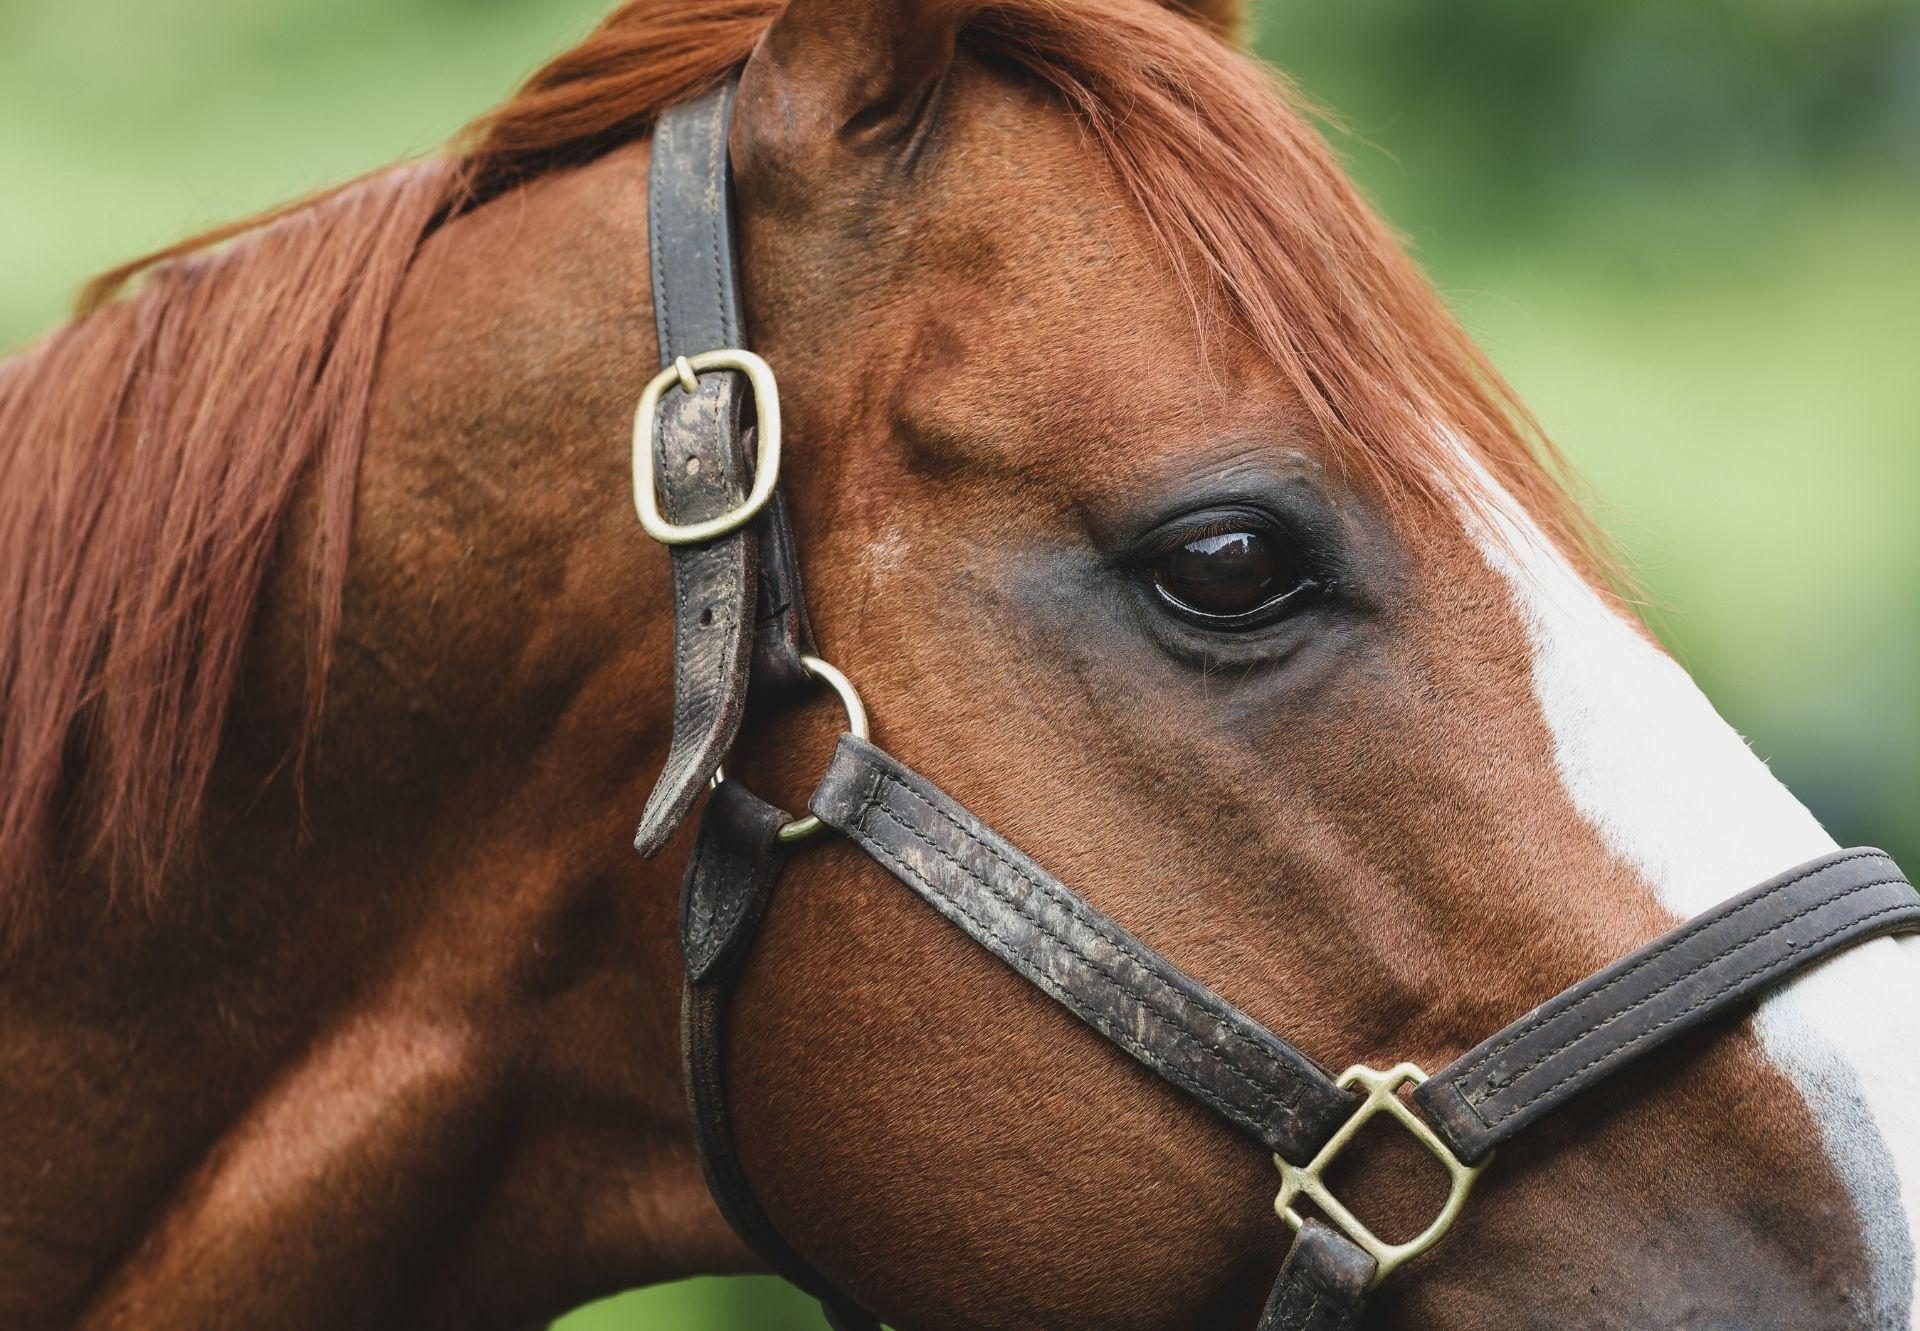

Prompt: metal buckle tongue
[1273,1063,1487,1287]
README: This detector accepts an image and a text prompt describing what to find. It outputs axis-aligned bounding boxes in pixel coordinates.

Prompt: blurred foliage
[2,0,1915,1326]
[1263,0,1920,220]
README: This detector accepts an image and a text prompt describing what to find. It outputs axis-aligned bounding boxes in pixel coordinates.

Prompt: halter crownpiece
[633,82,1920,1329]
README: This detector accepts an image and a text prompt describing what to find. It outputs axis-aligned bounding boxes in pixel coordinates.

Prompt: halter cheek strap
[634,83,1920,1329]
[633,83,818,857]
[635,82,864,1325]
[680,781,875,1326]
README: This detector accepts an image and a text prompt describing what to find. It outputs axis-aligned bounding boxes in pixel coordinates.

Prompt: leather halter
[635,84,1919,1329]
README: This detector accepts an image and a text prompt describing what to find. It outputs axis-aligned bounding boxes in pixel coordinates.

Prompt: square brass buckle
[1273,1063,1487,1286]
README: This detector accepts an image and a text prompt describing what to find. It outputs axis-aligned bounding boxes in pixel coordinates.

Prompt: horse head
[0,1,1912,1328]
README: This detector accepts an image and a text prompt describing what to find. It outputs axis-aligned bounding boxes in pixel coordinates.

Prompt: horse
[1,0,1914,1327]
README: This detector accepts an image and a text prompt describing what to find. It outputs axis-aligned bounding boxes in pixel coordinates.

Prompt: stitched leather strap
[1257,1221,1374,1331]
[633,83,762,855]
[679,785,882,1329]
[1416,846,1920,1163]
[649,84,746,363]
[649,81,863,1329]
[809,734,1360,1163]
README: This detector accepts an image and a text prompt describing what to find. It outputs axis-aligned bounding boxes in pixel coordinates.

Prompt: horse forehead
[928,117,1189,338]
[742,65,1292,477]
[870,197,1293,485]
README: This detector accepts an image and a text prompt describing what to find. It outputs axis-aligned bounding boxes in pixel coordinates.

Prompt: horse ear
[1163,0,1249,41]
[734,0,964,170]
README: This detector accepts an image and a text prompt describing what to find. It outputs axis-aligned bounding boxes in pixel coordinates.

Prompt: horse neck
[1,139,745,1331]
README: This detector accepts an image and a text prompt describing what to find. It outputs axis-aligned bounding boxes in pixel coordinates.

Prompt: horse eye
[1151,527,1315,627]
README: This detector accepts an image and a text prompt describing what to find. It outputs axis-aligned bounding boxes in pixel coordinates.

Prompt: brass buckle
[1273,1063,1487,1287]
[632,349,782,546]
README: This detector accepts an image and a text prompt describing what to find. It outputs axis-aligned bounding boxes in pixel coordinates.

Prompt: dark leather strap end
[631,377,761,859]
[1418,847,1918,1162]
[679,781,792,983]
[1257,1221,1374,1331]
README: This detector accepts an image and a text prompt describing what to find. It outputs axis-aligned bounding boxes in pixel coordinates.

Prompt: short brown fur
[0,0,1593,950]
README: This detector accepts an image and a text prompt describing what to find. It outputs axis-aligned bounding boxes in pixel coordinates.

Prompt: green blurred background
[2,0,1914,1324]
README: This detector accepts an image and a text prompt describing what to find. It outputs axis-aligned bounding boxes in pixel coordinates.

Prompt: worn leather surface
[1417,847,1920,1163]
[809,735,1361,1163]
[632,84,763,856]
[750,479,818,702]
[1257,1221,1375,1331]
[630,380,760,859]
[679,779,790,983]
[634,82,819,853]
[648,83,745,381]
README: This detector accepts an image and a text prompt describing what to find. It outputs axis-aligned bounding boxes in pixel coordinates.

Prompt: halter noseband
[634,83,1919,1329]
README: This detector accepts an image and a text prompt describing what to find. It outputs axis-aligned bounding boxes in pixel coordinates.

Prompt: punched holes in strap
[1415,847,1920,1163]
[809,734,1360,1163]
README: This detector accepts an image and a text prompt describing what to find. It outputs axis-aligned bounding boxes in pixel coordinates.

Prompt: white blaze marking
[1459,453,1920,1324]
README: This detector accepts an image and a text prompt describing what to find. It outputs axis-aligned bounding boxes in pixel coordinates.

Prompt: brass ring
[708,655,868,844]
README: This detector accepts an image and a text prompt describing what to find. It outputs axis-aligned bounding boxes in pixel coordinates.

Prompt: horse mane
[0,0,1597,947]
